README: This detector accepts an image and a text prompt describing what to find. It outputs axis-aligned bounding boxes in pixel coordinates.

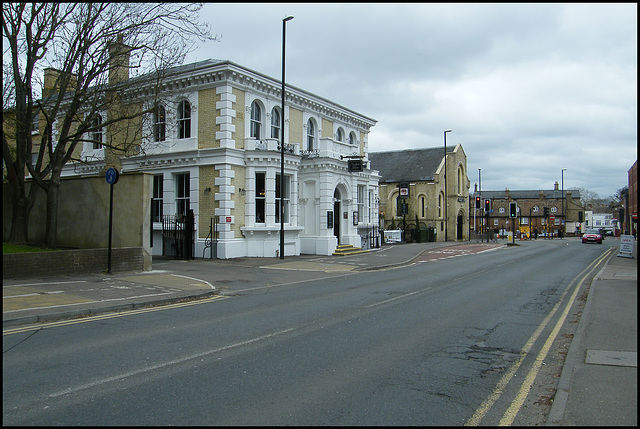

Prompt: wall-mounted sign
[348,159,363,172]
[399,182,409,197]
[327,211,333,228]
[353,211,359,226]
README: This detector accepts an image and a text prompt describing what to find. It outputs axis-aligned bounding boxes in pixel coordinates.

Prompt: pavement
[546,238,637,426]
[3,237,637,425]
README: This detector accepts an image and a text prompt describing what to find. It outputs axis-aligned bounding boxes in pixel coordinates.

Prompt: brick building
[471,183,584,238]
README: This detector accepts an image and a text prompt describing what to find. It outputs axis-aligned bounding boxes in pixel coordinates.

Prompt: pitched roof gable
[369,147,444,183]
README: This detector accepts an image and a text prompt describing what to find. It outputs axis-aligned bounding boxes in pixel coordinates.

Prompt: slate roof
[369,147,445,183]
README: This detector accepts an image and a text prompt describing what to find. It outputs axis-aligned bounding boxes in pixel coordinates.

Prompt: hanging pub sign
[348,159,364,172]
[399,182,409,197]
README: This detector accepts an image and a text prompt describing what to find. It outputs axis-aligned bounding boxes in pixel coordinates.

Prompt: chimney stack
[108,34,130,86]
[43,68,77,98]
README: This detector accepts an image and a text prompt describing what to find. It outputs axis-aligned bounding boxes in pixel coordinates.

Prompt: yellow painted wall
[289,107,303,144]
[198,88,218,149]
[322,118,333,138]
[232,87,245,149]
[199,165,217,238]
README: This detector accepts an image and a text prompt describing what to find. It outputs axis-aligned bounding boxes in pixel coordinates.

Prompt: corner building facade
[65,60,379,258]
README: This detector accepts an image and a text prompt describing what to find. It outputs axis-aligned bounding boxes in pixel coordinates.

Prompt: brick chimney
[108,34,130,86]
[43,68,77,98]
[554,181,559,191]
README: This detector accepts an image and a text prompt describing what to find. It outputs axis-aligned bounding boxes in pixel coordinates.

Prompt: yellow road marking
[3,295,228,336]
[498,247,614,426]
[465,247,614,426]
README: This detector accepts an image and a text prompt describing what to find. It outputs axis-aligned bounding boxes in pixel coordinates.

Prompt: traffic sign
[105,167,119,185]
[549,215,555,221]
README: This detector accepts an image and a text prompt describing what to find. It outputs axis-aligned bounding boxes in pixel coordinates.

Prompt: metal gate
[162,210,194,259]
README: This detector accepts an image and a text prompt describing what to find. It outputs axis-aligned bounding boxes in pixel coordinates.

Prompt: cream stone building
[369,145,470,241]
[58,59,380,258]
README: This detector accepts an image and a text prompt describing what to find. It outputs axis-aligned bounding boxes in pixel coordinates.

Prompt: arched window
[307,119,315,151]
[421,196,426,218]
[457,166,464,194]
[177,100,191,139]
[349,132,356,145]
[438,192,444,217]
[336,128,344,142]
[271,107,281,139]
[153,104,166,142]
[250,101,262,139]
[92,114,103,149]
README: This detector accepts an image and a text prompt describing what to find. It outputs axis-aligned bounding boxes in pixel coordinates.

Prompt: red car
[582,229,603,244]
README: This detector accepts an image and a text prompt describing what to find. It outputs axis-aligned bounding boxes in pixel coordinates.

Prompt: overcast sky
[185,3,637,199]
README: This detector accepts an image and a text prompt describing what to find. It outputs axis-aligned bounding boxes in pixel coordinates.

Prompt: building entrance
[333,188,341,244]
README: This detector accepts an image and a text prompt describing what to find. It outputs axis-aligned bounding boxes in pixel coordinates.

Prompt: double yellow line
[3,295,228,336]
[465,247,615,426]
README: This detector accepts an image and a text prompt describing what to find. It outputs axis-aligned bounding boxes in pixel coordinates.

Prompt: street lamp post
[280,15,293,259]
[478,168,482,242]
[561,168,567,239]
[443,129,452,241]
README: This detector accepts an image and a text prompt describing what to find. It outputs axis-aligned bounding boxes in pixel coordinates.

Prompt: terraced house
[37,56,380,259]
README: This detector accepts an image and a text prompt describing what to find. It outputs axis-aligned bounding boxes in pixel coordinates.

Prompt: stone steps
[332,244,368,256]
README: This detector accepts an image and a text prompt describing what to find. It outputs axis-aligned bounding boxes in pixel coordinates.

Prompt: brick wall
[3,247,149,279]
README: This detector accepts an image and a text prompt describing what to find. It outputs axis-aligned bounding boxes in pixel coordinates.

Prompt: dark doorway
[457,214,464,240]
[334,188,341,244]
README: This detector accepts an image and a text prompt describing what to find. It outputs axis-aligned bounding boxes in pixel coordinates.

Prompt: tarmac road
[3,237,637,425]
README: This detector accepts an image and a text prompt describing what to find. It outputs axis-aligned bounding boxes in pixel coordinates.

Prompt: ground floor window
[276,173,291,224]
[256,172,265,223]
[152,174,163,222]
[176,172,190,217]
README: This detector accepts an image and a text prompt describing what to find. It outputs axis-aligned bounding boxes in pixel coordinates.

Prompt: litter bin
[427,227,436,242]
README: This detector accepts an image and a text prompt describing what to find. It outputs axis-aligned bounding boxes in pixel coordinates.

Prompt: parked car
[582,228,603,244]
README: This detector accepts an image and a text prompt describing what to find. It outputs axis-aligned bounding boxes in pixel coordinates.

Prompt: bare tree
[3,3,215,247]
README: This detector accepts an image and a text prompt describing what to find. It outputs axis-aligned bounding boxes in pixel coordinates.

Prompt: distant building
[586,212,615,235]
[369,145,470,241]
[471,182,584,237]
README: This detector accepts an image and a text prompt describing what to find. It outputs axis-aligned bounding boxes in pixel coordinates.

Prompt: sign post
[105,168,119,273]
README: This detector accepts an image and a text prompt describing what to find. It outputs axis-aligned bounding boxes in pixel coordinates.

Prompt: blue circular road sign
[105,168,119,185]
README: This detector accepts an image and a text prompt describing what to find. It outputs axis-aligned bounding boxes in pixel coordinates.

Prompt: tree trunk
[9,195,33,244]
[6,175,38,244]
[44,177,61,248]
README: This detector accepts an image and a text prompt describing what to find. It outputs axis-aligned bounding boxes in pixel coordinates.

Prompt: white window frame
[255,172,266,223]
[177,100,191,139]
[357,185,366,224]
[152,175,163,223]
[154,104,166,142]
[250,101,262,140]
[306,118,316,151]
[270,107,281,139]
[92,114,104,149]
[275,173,291,224]
[175,172,190,217]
